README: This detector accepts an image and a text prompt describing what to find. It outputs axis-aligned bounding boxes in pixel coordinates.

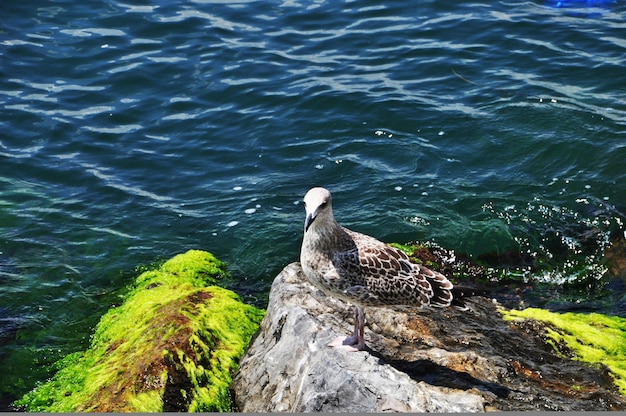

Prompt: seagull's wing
[333,230,453,308]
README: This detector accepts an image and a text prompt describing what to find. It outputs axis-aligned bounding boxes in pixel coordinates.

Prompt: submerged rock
[232,262,626,412]
[14,250,264,412]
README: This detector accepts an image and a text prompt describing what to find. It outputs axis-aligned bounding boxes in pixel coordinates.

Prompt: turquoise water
[1,0,625,408]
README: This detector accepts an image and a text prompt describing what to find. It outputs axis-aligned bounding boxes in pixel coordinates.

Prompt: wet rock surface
[231,262,626,412]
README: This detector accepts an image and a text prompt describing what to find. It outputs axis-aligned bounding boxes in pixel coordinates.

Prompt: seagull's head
[303,187,333,232]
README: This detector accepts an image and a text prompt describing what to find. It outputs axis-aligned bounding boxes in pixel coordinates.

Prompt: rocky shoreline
[13,249,626,412]
[231,261,625,412]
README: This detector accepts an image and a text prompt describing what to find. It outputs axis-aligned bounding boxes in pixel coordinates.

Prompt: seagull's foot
[328,335,365,352]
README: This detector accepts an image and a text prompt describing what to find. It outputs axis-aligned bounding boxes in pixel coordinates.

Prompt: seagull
[300,186,474,351]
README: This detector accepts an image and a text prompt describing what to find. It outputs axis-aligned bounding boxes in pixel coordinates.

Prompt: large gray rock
[231,262,625,412]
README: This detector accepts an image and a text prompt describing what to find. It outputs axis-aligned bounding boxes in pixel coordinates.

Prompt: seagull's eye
[320,201,328,208]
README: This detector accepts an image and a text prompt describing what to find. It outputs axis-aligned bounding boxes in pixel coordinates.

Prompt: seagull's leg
[328,306,366,351]
[353,306,365,350]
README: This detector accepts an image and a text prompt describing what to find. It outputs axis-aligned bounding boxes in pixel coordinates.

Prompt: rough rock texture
[231,262,626,412]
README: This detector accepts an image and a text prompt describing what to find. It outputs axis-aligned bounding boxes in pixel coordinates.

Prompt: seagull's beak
[304,212,316,232]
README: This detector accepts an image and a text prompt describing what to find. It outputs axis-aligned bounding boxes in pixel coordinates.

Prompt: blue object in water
[545,0,616,8]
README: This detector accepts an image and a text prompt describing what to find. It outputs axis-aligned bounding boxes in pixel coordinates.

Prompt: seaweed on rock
[14,250,264,412]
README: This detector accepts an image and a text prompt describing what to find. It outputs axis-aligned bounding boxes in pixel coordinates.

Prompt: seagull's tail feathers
[423,270,454,308]
[421,266,489,310]
[449,285,489,310]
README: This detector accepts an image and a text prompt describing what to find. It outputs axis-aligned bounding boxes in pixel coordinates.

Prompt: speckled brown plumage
[300,187,455,351]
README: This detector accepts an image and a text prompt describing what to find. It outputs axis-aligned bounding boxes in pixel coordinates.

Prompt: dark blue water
[1,0,625,408]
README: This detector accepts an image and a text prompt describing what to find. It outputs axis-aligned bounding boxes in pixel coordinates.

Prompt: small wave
[82,124,142,134]
[7,79,105,93]
[90,227,138,239]
[116,2,160,13]
[59,28,127,38]
[5,103,115,119]
[1,39,44,48]
[86,167,173,203]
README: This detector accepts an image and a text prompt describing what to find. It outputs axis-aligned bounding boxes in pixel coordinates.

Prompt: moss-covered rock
[390,240,626,397]
[14,250,264,412]
[501,308,626,395]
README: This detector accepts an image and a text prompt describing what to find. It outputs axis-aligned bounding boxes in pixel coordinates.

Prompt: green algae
[15,250,264,412]
[387,241,491,281]
[501,307,626,395]
[387,242,442,270]
[387,242,416,257]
